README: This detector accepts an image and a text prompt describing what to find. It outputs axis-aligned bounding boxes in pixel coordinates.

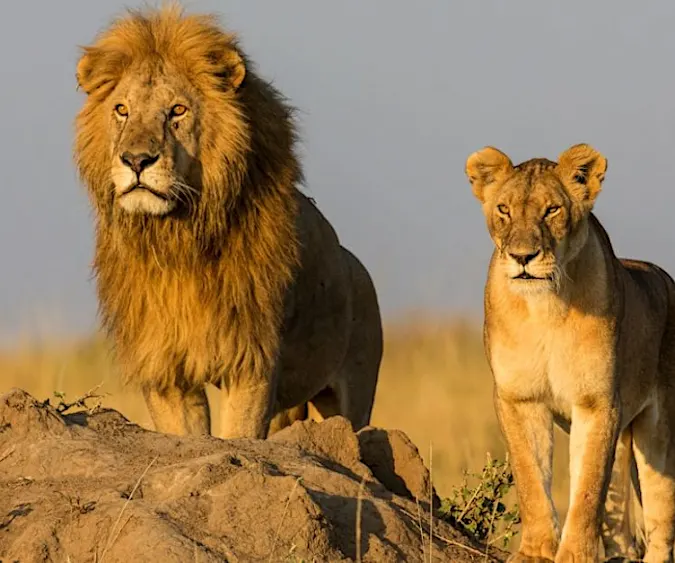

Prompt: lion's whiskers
[171,180,200,209]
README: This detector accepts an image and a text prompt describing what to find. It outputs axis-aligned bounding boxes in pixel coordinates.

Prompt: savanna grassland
[0,315,571,518]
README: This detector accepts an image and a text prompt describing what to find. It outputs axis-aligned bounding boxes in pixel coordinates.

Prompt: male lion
[466,144,675,563]
[73,5,383,440]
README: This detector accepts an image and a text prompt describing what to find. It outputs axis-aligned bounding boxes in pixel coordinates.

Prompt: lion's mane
[74,5,302,390]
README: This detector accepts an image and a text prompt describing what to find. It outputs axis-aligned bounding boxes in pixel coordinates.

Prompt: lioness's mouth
[120,183,169,200]
[513,272,549,281]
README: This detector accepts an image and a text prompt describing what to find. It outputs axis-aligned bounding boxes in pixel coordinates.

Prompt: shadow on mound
[0,388,506,562]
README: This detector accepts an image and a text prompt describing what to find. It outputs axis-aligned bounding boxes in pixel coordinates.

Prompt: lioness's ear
[76,47,128,96]
[557,143,608,204]
[210,46,246,91]
[465,147,514,203]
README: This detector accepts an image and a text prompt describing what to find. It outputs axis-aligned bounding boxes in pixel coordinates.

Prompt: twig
[268,476,302,563]
[99,455,158,563]
[429,442,433,563]
[355,474,367,563]
[399,506,486,559]
[0,446,16,464]
[415,497,426,562]
[53,383,109,415]
[434,530,486,558]
[455,463,487,525]
[484,489,499,560]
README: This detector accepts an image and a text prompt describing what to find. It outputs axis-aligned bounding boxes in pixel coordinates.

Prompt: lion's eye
[545,205,561,217]
[170,104,188,118]
[497,204,510,215]
[114,104,129,117]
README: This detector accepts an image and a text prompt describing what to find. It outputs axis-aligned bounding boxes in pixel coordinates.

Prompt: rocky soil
[0,388,506,562]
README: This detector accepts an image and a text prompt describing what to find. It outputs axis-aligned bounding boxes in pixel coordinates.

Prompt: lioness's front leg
[219,379,275,439]
[556,400,620,563]
[495,394,559,562]
[143,384,211,436]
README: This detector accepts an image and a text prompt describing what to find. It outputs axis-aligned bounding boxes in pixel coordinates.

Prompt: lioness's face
[108,62,200,216]
[465,144,607,295]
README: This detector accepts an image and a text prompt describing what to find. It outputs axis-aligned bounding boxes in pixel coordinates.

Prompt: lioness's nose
[509,250,540,265]
[120,151,159,175]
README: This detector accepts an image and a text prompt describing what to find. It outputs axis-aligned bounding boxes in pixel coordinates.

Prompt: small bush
[439,453,520,549]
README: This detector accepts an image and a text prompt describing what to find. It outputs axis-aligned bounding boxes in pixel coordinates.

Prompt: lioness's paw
[554,545,598,563]
[507,553,554,563]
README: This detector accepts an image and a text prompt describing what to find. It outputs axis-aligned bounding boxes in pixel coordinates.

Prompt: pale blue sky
[2,1,675,342]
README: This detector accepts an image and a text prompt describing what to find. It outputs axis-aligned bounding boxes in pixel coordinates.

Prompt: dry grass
[0,315,571,517]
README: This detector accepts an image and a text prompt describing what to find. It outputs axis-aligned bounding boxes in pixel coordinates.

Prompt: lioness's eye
[545,205,561,217]
[114,104,129,117]
[497,204,510,215]
[170,104,188,117]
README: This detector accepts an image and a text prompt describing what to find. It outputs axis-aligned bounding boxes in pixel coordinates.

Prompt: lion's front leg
[219,379,275,440]
[143,384,211,436]
[495,394,559,563]
[556,400,620,563]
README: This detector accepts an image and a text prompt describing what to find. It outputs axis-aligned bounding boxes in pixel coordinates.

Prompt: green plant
[439,453,520,548]
[45,384,108,415]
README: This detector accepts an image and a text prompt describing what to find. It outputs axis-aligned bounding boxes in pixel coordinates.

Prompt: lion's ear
[557,143,607,204]
[76,47,127,96]
[465,147,514,203]
[76,48,98,93]
[210,46,246,91]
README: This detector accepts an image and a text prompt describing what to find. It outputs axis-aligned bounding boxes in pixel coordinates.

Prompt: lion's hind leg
[268,403,308,435]
[333,248,383,431]
[305,387,341,422]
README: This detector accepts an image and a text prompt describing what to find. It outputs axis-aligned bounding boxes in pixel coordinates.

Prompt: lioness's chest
[488,318,613,410]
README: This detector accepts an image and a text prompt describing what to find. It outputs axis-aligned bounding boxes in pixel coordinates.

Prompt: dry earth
[0,388,506,562]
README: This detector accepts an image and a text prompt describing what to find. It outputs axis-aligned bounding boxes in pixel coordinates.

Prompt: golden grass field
[0,315,571,518]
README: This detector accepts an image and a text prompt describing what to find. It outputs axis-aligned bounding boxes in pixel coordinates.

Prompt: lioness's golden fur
[467,144,675,563]
[74,4,382,439]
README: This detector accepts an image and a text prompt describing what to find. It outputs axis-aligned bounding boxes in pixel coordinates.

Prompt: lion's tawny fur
[74,4,382,439]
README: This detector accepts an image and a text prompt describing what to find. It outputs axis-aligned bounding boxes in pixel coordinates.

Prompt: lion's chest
[488,317,613,413]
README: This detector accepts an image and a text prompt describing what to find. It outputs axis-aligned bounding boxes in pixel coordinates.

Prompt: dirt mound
[0,389,504,562]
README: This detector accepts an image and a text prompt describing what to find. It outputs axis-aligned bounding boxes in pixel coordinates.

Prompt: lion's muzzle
[120,151,159,175]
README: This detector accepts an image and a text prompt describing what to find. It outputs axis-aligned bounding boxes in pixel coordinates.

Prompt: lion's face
[107,62,201,216]
[466,144,608,295]
[75,7,249,220]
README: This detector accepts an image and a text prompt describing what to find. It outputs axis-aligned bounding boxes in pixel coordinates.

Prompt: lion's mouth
[120,183,169,200]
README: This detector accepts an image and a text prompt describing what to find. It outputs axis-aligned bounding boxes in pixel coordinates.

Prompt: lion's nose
[509,250,540,266]
[120,151,159,175]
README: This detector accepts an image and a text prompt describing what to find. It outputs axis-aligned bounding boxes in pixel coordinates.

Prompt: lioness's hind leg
[632,400,675,563]
[602,428,642,560]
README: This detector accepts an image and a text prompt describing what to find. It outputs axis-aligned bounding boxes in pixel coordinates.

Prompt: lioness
[466,143,675,562]
[74,5,383,439]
